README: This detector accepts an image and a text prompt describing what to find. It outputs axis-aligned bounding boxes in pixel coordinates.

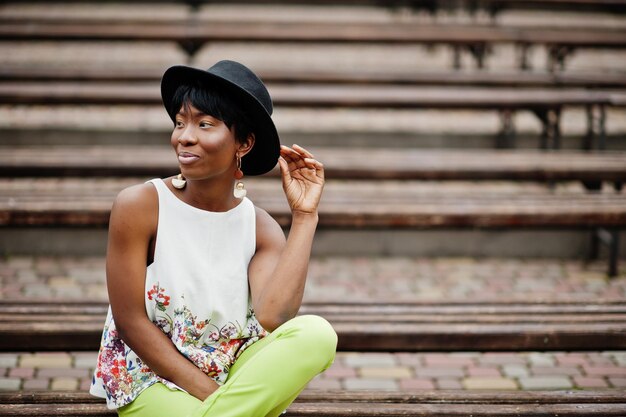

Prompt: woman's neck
[176,176,240,212]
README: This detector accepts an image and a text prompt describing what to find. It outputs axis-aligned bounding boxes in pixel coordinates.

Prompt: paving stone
[424,355,474,366]
[8,367,35,378]
[16,269,38,283]
[555,355,591,366]
[79,378,92,391]
[38,368,91,378]
[528,353,556,367]
[0,354,18,368]
[343,353,397,367]
[23,283,54,298]
[415,367,465,378]
[502,364,529,378]
[478,353,526,365]
[72,352,99,369]
[573,376,609,388]
[531,366,582,376]
[399,378,436,390]
[322,364,357,378]
[608,377,626,388]
[465,367,501,377]
[0,378,21,390]
[435,379,463,389]
[463,377,518,390]
[8,257,34,268]
[306,376,342,390]
[344,378,398,391]
[394,353,422,366]
[20,353,72,368]
[583,366,626,377]
[359,366,412,379]
[519,376,574,390]
[51,377,79,391]
[22,379,50,390]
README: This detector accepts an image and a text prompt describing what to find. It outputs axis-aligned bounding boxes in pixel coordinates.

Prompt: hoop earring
[172,173,186,189]
[234,155,246,198]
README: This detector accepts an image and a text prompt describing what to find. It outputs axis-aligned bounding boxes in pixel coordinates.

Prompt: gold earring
[172,173,186,189]
[234,155,246,198]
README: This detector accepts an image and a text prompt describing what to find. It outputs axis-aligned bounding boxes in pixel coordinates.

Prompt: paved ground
[1,256,624,302]
[1,255,625,392]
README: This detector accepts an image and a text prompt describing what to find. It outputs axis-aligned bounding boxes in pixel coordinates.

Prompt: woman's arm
[106,184,219,400]
[248,144,324,331]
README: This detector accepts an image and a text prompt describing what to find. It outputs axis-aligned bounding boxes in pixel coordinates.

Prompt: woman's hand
[278,144,325,216]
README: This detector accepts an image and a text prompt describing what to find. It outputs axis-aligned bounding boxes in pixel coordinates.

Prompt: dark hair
[167,81,254,145]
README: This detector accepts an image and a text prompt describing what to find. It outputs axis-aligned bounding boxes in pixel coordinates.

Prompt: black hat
[161,60,280,176]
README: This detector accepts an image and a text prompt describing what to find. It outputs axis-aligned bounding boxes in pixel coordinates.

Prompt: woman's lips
[178,152,199,165]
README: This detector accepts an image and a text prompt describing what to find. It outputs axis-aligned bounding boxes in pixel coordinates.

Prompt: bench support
[517,42,532,70]
[534,108,562,150]
[453,43,490,70]
[583,104,607,151]
[177,41,204,63]
[589,228,621,277]
[496,109,516,148]
[547,44,575,73]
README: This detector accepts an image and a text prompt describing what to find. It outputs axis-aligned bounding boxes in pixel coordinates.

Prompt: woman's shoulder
[253,204,285,247]
[111,181,159,217]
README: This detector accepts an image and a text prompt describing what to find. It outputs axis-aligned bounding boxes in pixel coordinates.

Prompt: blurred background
[0,0,625,397]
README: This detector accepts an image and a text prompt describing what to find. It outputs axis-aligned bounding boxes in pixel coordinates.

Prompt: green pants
[117,315,337,417]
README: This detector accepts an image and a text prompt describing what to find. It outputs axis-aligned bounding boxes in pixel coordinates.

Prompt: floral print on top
[92,283,267,409]
[90,179,260,409]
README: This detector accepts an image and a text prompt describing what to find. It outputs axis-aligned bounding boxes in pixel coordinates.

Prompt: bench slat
[1,147,625,182]
[1,67,625,88]
[2,390,625,404]
[1,21,624,47]
[0,82,616,107]
[1,301,624,351]
[1,178,625,228]
[1,401,625,416]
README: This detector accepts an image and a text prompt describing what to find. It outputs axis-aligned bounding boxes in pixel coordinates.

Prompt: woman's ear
[238,133,255,157]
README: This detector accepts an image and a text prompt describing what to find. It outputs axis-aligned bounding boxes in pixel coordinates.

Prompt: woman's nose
[177,129,198,145]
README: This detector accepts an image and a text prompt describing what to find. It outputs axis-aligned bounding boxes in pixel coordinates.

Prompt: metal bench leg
[547,45,574,73]
[467,43,490,70]
[178,41,204,64]
[535,108,562,150]
[584,104,607,151]
[496,109,516,148]
[591,228,621,278]
[453,45,462,70]
[609,230,620,278]
[517,43,531,71]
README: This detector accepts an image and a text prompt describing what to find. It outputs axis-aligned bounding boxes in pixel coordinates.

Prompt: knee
[285,315,338,369]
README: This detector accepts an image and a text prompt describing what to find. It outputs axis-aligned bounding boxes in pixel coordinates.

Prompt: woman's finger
[281,145,307,170]
[292,144,315,159]
[278,156,292,182]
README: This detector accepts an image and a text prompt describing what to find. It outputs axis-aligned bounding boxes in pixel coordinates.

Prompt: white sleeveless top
[90,178,267,409]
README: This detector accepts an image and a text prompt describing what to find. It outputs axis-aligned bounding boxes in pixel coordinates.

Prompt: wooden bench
[4,0,625,14]
[1,19,624,71]
[1,146,625,186]
[0,177,623,275]
[1,300,625,351]
[1,177,625,230]
[0,82,617,149]
[2,66,625,88]
[1,390,625,416]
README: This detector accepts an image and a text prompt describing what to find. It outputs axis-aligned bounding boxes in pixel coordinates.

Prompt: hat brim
[161,65,280,176]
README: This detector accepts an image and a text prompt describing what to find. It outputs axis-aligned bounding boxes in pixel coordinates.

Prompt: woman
[90,60,338,416]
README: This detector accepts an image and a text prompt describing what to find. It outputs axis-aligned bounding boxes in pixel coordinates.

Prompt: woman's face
[171,103,240,181]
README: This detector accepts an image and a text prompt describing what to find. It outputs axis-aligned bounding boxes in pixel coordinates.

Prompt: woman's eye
[175,121,184,127]
[200,122,212,128]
